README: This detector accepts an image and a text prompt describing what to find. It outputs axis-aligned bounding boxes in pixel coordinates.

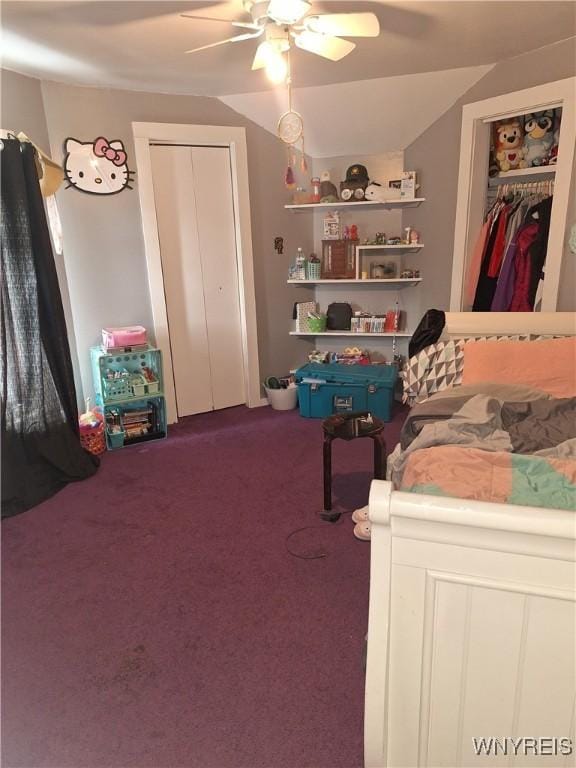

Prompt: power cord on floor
[285,511,354,560]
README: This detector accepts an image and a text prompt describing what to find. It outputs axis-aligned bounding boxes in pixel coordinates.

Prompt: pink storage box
[102,325,148,350]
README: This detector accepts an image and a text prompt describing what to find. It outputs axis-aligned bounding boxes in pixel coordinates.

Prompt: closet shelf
[356,244,424,251]
[285,198,425,211]
[489,166,556,186]
[290,331,412,338]
[287,278,422,286]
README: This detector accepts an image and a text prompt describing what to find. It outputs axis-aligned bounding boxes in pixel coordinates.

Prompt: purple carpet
[2,404,405,768]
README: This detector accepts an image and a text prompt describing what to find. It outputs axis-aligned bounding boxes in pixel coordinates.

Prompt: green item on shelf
[307,315,327,333]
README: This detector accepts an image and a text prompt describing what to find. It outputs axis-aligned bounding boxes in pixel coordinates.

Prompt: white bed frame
[364,312,576,768]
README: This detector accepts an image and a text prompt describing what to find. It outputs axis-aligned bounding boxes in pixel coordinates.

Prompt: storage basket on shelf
[107,429,126,449]
[103,374,131,401]
[305,261,321,280]
[307,315,327,333]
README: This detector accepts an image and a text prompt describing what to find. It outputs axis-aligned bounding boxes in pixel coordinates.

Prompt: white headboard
[441,312,576,340]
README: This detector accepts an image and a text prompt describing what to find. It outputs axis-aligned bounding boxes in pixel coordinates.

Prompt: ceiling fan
[182,1,380,83]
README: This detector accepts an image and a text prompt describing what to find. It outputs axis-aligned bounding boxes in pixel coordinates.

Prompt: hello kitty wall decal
[63,136,134,195]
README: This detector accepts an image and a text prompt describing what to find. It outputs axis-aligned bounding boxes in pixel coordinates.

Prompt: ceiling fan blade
[251,42,269,71]
[304,13,380,38]
[294,31,355,61]
[180,15,261,31]
[185,30,262,55]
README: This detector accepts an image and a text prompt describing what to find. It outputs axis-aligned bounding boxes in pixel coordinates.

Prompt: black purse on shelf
[326,302,353,331]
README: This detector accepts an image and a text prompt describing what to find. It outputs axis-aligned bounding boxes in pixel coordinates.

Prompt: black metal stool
[322,411,386,517]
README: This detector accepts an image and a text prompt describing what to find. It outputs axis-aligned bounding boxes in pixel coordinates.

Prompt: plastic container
[103,374,131,401]
[91,346,163,406]
[295,362,398,421]
[306,261,321,280]
[102,326,147,350]
[265,385,298,411]
[79,419,106,455]
[307,316,327,333]
[107,429,125,449]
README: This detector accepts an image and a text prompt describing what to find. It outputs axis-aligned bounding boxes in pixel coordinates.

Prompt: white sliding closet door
[150,145,245,417]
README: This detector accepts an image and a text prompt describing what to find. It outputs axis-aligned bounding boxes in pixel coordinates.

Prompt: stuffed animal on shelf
[364,182,389,202]
[524,110,555,167]
[319,171,339,203]
[494,119,527,172]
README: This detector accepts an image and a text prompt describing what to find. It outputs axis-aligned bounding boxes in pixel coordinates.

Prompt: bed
[364,312,576,768]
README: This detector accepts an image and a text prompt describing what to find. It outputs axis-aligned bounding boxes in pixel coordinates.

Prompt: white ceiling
[2,1,575,96]
[220,64,493,156]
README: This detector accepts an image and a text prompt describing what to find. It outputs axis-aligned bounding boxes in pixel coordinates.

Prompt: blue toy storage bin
[295,362,398,422]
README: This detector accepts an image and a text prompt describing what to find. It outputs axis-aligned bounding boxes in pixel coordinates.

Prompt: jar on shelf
[311,177,321,203]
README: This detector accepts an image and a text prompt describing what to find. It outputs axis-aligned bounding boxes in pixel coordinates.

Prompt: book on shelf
[350,310,403,333]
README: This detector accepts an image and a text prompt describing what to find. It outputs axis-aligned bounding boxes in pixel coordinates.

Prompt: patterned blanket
[388,394,576,511]
[400,445,576,510]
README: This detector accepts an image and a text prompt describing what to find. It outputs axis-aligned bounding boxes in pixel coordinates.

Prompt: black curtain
[1,138,98,518]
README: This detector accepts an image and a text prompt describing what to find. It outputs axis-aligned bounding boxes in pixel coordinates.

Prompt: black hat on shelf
[345,164,370,184]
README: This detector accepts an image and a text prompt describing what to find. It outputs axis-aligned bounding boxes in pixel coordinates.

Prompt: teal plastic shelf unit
[90,345,167,450]
[91,346,164,407]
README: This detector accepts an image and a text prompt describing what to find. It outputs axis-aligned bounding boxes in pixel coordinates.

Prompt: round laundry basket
[265,385,298,411]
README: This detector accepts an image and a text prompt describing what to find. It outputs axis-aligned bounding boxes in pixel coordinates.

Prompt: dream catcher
[277,53,308,189]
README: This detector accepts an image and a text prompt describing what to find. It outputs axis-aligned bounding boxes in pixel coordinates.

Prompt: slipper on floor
[353,521,371,541]
[352,506,369,524]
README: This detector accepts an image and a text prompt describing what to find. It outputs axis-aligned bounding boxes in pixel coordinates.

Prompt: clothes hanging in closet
[471,186,553,312]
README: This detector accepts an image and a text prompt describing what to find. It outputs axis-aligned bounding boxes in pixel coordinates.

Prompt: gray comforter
[389,394,576,486]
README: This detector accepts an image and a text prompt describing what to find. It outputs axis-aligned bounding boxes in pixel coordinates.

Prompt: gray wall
[403,37,576,314]
[1,68,49,151]
[8,74,313,404]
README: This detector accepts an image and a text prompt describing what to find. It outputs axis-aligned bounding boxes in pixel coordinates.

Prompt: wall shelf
[357,244,424,251]
[288,278,422,286]
[285,198,425,211]
[290,331,411,338]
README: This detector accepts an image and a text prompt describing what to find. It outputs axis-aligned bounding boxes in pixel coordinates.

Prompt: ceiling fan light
[267,0,311,25]
[266,53,288,83]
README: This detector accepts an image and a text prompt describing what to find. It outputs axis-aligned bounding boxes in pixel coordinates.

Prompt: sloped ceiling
[220,64,494,157]
[1,1,574,96]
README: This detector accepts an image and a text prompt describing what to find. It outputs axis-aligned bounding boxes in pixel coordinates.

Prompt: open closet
[451,78,575,312]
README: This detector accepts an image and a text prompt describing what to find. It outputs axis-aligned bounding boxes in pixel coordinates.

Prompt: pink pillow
[462,337,576,398]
